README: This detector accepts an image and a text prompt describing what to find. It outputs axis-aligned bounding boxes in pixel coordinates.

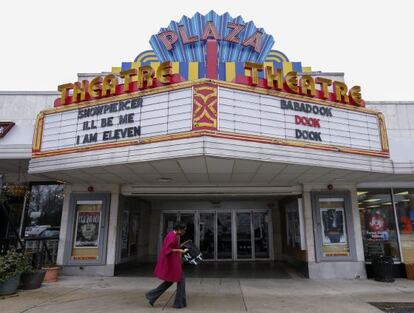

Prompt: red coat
[153,231,182,282]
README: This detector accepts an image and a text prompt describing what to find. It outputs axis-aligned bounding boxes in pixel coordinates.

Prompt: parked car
[24,227,60,264]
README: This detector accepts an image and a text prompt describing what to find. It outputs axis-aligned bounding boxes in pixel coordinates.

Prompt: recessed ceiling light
[383,202,392,205]
[400,199,411,202]
[366,205,380,208]
[357,191,368,196]
[364,198,381,202]
[395,191,409,196]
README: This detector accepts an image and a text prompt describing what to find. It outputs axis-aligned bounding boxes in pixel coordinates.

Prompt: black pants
[146,274,186,308]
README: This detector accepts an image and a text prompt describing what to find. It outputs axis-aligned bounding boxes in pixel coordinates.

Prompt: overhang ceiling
[28,156,414,187]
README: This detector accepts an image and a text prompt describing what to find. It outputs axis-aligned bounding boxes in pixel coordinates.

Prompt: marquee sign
[32,11,389,159]
[149,11,274,63]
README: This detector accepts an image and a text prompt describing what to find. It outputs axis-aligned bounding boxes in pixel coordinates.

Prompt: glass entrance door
[236,212,252,259]
[199,212,215,259]
[235,211,271,260]
[180,213,195,244]
[253,212,270,258]
[217,212,232,259]
[161,209,271,261]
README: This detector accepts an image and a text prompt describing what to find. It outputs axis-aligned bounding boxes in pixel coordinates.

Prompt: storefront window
[358,189,401,262]
[24,184,64,238]
[393,189,414,263]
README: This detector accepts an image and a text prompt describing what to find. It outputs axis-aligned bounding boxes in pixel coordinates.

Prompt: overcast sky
[1,0,413,101]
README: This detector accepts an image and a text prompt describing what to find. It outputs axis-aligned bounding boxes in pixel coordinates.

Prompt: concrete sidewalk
[1,276,414,313]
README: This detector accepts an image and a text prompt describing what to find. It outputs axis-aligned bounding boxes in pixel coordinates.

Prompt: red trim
[206,39,218,79]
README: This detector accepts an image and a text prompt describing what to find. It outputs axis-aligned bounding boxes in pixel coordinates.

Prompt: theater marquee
[31,11,389,159]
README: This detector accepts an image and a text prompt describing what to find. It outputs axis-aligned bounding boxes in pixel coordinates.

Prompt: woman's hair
[173,222,187,231]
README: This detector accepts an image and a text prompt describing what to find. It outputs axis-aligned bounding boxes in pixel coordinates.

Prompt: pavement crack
[19,287,84,313]
[238,279,248,312]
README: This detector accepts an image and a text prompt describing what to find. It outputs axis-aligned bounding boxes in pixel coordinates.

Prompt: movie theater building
[1,11,414,279]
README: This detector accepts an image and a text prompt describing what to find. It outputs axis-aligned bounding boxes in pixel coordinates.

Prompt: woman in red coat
[146,223,188,309]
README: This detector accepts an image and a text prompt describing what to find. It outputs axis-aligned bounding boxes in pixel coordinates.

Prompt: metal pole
[390,188,404,264]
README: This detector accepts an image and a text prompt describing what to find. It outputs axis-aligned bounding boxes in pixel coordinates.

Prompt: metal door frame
[234,209,273,261]
[160,208,273,261]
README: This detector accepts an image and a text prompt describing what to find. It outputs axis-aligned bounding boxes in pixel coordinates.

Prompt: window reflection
[358,189,400,261]
[24,184,64,238]
[394,189,414,263]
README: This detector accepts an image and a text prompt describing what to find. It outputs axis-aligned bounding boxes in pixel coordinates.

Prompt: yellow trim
[377,112,389,151]
[302,66,312,73]
[188,62,198,81]
[32,112,45,152]
[131,62,141,69]
[150,62,160,73]
[111,67,121,74]
[225,62,236,82]
[172,62,180,74]
[283,62,293,75]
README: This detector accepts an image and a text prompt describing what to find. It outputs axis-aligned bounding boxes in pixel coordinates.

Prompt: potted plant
[19,254,46,290]
[42,262,60,283]
[0,250,25,296]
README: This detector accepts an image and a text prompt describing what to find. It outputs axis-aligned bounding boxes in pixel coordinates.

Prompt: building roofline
[0,91,59,95]
[366,101,414,105]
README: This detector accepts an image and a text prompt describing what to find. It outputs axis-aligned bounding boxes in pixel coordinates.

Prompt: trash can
[405,263,414,280]
[372,255,395,282]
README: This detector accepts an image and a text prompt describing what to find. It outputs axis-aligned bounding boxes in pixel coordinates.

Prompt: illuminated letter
[120,69,137,92]
[72,80,89,102]
[300,75,316,97]
[333,81,349,103]
[224,22,245,43]
[201,21,221,41]
[349,85,363,106]
[88,76,102,98]
[265,67,283,90]
[178,25,199,44]
[102,74,118,96]
[242,31,262,53]
[58,83,74,105]
[285,71,299,94]
[158,30,178,51]
[138,66,155,89]
[156,61,173,84]
[315,77,332,99]
[244,62,263,86]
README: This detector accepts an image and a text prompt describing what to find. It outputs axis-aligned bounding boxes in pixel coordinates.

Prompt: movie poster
[365,209,390,241]
[321,208,347,245]
[74,210,101,247]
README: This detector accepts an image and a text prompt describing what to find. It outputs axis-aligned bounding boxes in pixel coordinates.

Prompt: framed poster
[63,194,110,266]
[312,192,357,261]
